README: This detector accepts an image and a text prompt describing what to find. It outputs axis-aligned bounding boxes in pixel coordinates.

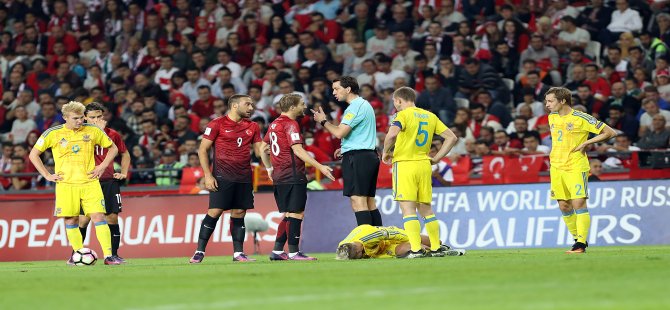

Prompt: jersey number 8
[269,132,280,156]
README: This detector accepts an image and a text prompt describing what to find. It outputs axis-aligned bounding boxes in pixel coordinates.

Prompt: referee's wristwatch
[320,120,327,127]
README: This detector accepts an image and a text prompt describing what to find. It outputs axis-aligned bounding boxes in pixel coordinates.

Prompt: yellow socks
[403,215,422,252]
[575,208,591,244]
[94,221,113,257]
[561,210,578,240]
[424,214,440,251]
[66,224,83,251]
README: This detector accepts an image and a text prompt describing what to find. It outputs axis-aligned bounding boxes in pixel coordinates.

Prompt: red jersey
[264,115,307,184]
[203,115,261,183]
[94,128,128,181]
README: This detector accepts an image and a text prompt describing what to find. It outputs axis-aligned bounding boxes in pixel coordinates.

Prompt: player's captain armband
[36,137,45,147]
[204,127,212,135]
[343,113,354,121]
[291,132,300,141]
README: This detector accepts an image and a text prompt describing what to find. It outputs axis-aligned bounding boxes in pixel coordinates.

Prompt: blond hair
[277,94,302,112]
[61,101,86,116]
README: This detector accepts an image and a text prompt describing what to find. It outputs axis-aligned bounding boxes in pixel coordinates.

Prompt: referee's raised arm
[311,76,383,227]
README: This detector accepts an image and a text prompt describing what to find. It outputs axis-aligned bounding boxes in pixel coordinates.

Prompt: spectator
[392,40,420,74]
[182,67,211,104]
[373,54,407,92]
[637,114,670,149]
[556,16,590,54]
[457,58,506,102]
[519,35,561,85]
[154,55,179,92]
[174,116,199,146]
[356,59,377,86]
[343,2,375,42]
[474,90,512,128]
[521,133,550,155]
[597,134,641,153]
[490,130,522,155]
[34,101,63,133]
[604,81,641,118]
[588,159,603,181]
[470,103,502,138]
[508,116,532,142]
[606,105,639,142]
[191,85,217,118]
[416,75,456,124]
[8,156,32,190]
[429,144,453,187]
[490,40,520,80]
[155,149,185,186]
[5,106,36,144]
[583,63,611,104]
[577,0,613,39]
[602,0,643,45]
[639,98,670,136]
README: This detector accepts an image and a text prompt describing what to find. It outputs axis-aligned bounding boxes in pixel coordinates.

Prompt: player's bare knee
[557,200,573,213]
[78,215,91,228]
[64,216,79,226]
[89,213,105,223]
[571,198,587,210]
[207,208,224,218]
[231,209,246,218]
[106,213,119,224]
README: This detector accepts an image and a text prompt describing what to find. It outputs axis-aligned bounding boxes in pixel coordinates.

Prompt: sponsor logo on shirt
[83,134,91,142]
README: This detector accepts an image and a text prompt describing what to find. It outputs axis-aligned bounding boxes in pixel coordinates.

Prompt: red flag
[504,155,544,184]
[482,156,505,184]
[445,155,471,185]
[377,162,394,189]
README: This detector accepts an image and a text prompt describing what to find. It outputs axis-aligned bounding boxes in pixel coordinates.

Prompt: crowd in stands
[2,0,670,191]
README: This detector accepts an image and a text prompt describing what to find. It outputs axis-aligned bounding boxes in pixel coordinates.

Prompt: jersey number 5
[269,132,280,156]
[415,121,429,147]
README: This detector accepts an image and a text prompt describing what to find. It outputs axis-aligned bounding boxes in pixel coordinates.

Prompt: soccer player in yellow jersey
[335,225,465,259]
[28,101,121,265]
[381,87,458,258]
[545,87,616,253]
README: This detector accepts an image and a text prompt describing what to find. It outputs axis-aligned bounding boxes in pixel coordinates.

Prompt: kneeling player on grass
[259,94,335,260]
[335,225,464,259]
[545,87,616,253]
[72,103,131,264]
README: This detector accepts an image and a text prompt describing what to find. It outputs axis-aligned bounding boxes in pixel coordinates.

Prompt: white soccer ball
[72,248,98,266]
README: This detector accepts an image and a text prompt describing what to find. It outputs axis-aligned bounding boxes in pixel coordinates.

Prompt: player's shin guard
[66,224,84,251]
[403,215,422,252]
[575,208,591,244]
[287,217,303,254]
[370,209,383,226]
[197,214,219,252]
[424,215,440,251]
[561,210,578,240]
[79,226,87,243]
[109,224,121,256]
[94,221,113,257]
[230,217,246,253]
[274,217,289,251]
[354,211,372,226]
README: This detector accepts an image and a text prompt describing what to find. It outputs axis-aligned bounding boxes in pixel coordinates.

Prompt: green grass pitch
[2,246,669,310]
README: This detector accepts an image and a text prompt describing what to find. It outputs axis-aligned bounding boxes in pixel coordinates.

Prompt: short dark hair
[333,76,360,94]
[84,102,106,115]
[228,94,252,107]
[469,103,485,111]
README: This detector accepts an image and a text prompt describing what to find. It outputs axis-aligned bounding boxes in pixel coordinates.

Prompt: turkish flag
[377,162,394,189]
[503,155,544,184]
[445,155,471,185]
[482,156,506,184]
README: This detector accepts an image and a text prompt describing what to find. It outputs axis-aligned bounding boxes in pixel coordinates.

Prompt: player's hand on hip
[571,142,588,154]
[311,106,326,123]
[204,175,218,191]
[113,173,127,180]
[319,164,336,181]
[334,148,342,159]
[46,173,63,182]
[88,166,105,179]
[382,152,393,165]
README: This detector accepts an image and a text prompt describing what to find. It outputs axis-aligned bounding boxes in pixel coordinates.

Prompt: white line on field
[127,287,440,310]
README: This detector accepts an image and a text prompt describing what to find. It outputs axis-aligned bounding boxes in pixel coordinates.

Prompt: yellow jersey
[548,109,604,172]
[338,225,409,258]
[391,107,447,163]
[34,124,113,184]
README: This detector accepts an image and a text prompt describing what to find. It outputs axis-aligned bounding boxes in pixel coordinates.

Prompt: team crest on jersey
[566,123,574,131]
[83,134,91,142]
[59,138,68,148]
[246,129,253,136]
[550,124,555,130]
[551,190,555,197]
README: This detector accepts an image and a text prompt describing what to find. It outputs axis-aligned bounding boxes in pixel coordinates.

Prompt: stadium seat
[586,41,601,66]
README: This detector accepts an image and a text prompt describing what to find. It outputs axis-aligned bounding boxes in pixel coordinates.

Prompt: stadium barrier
[1,179,669,261]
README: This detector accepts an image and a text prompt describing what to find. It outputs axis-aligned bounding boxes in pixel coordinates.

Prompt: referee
[312,76,382,226]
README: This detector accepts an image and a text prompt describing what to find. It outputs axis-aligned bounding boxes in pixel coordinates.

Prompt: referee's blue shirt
[340,96,377,154]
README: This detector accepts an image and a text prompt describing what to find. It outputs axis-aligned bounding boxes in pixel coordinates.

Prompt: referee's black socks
[197,214,219,252]
[370,209,383,226]
[355,211,373,226]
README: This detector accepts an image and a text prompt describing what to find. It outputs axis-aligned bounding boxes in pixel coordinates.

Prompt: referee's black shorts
[341,149,380,197]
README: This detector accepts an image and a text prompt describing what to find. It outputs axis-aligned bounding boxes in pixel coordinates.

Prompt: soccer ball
[72,248,98,266]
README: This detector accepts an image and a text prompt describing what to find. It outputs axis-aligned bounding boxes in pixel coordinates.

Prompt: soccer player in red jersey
[72,102,131,264]
[190,94,264,263]
[259,94,335,261]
